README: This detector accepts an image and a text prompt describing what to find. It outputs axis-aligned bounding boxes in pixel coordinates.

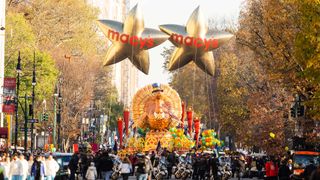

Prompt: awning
[0,128,8,139]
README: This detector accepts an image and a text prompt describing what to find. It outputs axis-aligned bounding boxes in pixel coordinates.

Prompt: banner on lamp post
[2,77,16,114]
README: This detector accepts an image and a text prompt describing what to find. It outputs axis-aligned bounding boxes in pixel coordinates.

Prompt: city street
[0,0,319,180]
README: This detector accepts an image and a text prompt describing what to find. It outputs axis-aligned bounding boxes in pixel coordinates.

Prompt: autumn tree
[6,0,119,149]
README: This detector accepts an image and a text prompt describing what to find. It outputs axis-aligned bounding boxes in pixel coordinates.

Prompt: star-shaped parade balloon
[97,4,168,74]
[159,7,234,76]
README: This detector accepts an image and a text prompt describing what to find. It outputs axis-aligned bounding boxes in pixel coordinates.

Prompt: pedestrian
[166,151,176,179]
[85,162,98,180]
[310,165,320,180]
[237,155,246,180]
[210,153,219,180]
[28,155,34,180]
[2,157,11,180]
[19,153,29,180]
[68,153,80,180]
[120,157,132,180]
[45,154,60,180]
[303,160,317,180]
[0,157,5,180]
[256,157,264,179]
[9,154,24,180]
[278,160,291,180]
[198,155,208,180]
[129,154,137,176]
[145,154,153,180]
[31,156,45,180]
[135,154,150,180]
[99,151,113,180]
[265,156,278,180]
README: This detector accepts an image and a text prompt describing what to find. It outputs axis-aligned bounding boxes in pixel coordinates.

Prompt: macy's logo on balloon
[107,29,154,49]
[171,33,218,50]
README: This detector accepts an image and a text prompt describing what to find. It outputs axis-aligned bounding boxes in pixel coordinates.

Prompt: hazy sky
[128,0,244,87]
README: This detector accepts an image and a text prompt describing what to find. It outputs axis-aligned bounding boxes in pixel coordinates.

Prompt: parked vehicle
[45,152,73,180]
[292,151,320,179]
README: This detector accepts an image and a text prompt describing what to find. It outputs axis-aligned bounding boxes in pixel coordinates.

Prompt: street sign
[19,128,31,132]
[28,119,39,123]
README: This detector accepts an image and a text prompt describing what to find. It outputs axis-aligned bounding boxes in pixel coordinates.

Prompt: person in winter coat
[236,155,246,180]
[45,155,60,180]
[31,156,46,180]
[85,162,97,180]
[2,157,11,180]
[99,152,113,180]
[265,156,278,180]
[68,153,80,180]
[278,160,291,180]
[9,154,24,180]
[28,155,34,180]
[20,153,29,180]
[120,157,132,180]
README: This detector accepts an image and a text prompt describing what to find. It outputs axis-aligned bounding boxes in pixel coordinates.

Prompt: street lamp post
[57,89,62,151]
[53,85,58,146]
[14,52,21,152]
[30,52,36,152]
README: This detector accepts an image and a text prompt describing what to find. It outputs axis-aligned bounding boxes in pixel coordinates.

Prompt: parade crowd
[66,148,320,180]
[0,152,59,180]
[0,149,319,180]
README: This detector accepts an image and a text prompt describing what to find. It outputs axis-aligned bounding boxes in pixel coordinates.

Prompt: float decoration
[180,101,185,128]
[132,83,182,151]
[159,7,234,76]
[169,128,195,151]
[194,117,200,147]
[187,108,193,137]
[117,117,123,148]
[124,109,130,137]
[97,4,168,74]
[200,129,222,148]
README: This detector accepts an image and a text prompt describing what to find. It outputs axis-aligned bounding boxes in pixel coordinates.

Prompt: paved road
[127,176,259,180]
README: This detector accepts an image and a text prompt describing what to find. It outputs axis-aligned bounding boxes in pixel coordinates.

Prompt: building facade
[88,0,139,107]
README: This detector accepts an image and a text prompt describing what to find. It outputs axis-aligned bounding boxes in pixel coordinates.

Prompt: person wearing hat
[45,154,60,180]
[85,162,97,180]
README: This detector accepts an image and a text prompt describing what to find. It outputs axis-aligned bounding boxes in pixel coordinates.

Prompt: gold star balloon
[159,7,234,76]
[97,4,168,74]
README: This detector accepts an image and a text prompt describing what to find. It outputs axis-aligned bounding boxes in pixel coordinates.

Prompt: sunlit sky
[128,0,244,87]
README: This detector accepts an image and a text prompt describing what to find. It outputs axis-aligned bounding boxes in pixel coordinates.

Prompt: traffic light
[290,106,297,118]
[57,113,61,124]
[29,104,33,116]
[42,113,49,121]
[297,105,305,117]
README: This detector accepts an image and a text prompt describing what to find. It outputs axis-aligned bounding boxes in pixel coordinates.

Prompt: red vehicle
[292,151,320,179]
